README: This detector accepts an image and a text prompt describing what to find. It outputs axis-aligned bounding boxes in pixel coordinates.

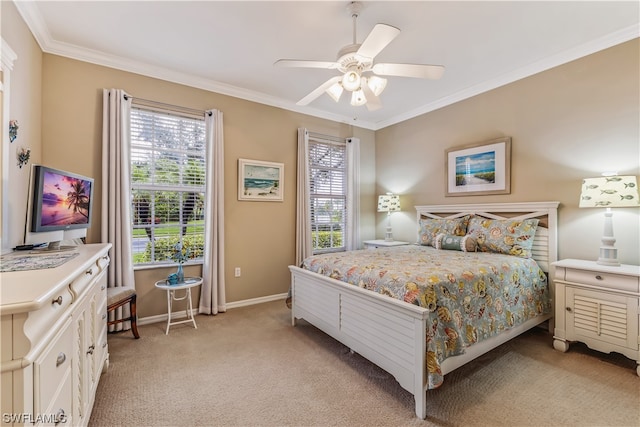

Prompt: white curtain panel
[199,110,226,315]
[101,89,135,331]
[346,137,361,250]
[295,128,313,265]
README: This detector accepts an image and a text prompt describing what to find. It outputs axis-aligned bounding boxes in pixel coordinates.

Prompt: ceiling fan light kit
[367,75,387,96]
[342,68,362,91]
[351,89,367,106]
[275,1,445,110]
[326,83,344,102]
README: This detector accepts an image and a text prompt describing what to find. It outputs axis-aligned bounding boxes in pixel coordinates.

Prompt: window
[308,137,347,254]
[130,106,206,265]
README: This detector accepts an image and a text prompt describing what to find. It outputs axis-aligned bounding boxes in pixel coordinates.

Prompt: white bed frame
[289,202,559,419]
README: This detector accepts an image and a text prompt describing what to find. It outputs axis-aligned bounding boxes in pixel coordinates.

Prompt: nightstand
[552,259,640,376]
[363,240,410,249]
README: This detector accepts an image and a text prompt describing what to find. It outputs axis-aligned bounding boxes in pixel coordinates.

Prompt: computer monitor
[24,164,94,252]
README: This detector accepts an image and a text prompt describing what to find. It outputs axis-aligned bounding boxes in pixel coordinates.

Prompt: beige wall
[376,39,640,265]
[1,1,43,252]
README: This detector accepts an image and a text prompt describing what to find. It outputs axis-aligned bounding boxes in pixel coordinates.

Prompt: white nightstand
[552,259,640,376]
[363,239,410,249]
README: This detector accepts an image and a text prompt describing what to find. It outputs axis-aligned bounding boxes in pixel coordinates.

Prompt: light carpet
[90,300,639,427]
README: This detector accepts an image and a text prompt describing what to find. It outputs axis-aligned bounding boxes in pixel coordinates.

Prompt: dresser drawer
[34,318,73,414]
[69,263,101,299]
[18,290,73,359]
[564,268,639,293]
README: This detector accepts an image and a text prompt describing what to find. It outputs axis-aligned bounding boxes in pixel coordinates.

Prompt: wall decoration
[445,137,511,196]
[238,158,284,201]
[9,120,18,142]
[17,147,31,169]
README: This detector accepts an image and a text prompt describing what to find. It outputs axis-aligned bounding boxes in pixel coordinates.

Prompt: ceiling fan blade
[361,80,382,111]
[372,63,445,79]
[274,59,339,69]
[296,76,342,106]
[356,24,400,61]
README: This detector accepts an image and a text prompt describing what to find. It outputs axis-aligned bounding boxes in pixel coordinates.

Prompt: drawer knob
[52,296,63,306]
[87,344,95,355]
[56,352,66,367]
[102,313,107,320]
[565,307,572,312]
[595,275,603,280]
[85,269,94,276]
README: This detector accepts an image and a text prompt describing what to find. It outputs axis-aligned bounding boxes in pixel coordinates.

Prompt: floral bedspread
[301,245,550,389]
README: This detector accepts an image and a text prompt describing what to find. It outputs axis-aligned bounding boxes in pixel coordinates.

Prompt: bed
[289,201,559,419]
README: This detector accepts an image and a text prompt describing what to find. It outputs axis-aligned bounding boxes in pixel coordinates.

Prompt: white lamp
[579,175,639,266]
[377,193,401,242]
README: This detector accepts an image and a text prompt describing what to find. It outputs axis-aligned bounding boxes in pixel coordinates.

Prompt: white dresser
[1,243,111,426]
[552,258,640,376]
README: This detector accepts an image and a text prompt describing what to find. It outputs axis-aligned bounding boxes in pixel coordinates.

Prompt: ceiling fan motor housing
[336,44,372,74]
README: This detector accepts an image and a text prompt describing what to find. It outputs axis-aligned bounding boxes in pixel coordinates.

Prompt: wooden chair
[107,286,140,339]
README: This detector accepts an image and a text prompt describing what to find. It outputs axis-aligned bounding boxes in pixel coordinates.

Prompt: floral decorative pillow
[418,215,471,247]
[467,217,539,258]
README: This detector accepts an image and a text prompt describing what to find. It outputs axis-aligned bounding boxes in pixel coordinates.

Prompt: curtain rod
[123,94,211,116]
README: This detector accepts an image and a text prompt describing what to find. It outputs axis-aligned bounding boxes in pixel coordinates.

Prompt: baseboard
[138,292,288,326]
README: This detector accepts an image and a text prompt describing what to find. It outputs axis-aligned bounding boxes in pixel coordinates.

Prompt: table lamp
[377,193,401,241]
[579,175,639,266]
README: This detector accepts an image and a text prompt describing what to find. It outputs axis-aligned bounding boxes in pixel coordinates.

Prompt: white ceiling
[14,1,640,130]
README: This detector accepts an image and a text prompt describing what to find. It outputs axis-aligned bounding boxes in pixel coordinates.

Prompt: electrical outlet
[234,267,241,277]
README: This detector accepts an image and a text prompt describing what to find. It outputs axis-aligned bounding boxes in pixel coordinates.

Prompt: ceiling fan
[274,1,445,111]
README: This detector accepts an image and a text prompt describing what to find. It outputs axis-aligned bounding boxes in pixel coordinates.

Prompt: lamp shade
[325,82,344,102]
[377,194,401,212]
[579,176,639,208]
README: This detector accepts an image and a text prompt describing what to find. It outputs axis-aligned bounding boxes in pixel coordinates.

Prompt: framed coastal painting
[238,159,284,201]
[445,137,511,197]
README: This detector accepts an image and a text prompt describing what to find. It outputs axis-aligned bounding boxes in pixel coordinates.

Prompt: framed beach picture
[238,159,284,201]
[445,137,511,196]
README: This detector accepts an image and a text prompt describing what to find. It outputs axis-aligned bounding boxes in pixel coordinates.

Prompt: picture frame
[238,158,284,201]
[445,137,511,197]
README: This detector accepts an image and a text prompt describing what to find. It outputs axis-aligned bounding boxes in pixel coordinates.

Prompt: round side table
[154,277,202,335]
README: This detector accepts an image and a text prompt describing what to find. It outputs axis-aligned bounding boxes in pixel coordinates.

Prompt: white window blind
[309,138,347,253]
[130,106,206,265]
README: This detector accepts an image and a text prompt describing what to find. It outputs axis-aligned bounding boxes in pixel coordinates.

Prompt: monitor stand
[30,241,78,254]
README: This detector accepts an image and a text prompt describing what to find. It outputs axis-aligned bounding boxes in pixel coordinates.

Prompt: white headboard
[415,202,559,272]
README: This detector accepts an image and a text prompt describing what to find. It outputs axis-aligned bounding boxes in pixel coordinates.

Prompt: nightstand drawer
[565,268,639,293]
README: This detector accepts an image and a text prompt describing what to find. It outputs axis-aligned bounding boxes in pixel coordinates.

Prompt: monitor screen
[31,165,94,232]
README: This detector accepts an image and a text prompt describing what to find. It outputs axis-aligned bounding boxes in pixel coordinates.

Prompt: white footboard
[290,265,430,419]
[290,264,552,419]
